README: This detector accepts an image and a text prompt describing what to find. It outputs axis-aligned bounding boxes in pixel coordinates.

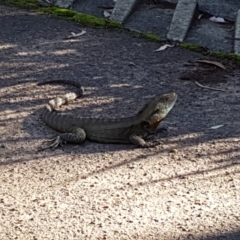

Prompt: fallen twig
[193,59,226,70]
[195,81,226,92]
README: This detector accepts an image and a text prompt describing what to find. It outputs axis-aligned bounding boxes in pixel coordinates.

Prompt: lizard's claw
[39,136,67,151]
[144,139,162,148]
[47,136,67,149]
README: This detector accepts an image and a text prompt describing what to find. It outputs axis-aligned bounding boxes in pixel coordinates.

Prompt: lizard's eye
[162,96,169,102]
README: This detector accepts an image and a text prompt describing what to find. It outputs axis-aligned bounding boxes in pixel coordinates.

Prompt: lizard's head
[138,92,177,132]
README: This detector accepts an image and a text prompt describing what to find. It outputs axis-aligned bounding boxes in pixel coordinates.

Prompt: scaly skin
[38,80,177,149]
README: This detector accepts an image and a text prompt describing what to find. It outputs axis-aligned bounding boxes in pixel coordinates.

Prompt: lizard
[37,80,177,149]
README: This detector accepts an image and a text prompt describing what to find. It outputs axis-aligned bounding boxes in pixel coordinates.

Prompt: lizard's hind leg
[40,127,86,150]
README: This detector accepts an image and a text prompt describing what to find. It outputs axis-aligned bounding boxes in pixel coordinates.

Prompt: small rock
[170,148,178,154]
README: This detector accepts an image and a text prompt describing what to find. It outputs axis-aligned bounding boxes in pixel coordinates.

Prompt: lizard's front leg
[41,127,86,150]
[129,134,159,148]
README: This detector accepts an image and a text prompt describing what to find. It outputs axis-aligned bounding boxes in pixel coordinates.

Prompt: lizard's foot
[39,136,67,150]
[130,134,161,148]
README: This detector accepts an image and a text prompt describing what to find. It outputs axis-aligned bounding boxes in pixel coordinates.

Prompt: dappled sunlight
[0,62,36,68]
[110,83,131,88]
[0,62,69,80]
[51,49,79,56]
[0,108,37,119]
[34,38,85,47]
[0,43,17,50]
[16,50,43,56]
[0,109,24,119]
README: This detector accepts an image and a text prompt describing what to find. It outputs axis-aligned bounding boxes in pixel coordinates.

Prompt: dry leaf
[155,44,175,52]
[103,10,112,18]
[209,124,224,130]
[194,60,226,70]
[65,31,86,39]
[209,16,227,23]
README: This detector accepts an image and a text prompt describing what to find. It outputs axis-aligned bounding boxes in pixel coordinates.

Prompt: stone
[167,0,198,42]
[234,9,240,54]
[110,0,141,24]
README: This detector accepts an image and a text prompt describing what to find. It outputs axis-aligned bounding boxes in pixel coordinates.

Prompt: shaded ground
[0,5,240,240]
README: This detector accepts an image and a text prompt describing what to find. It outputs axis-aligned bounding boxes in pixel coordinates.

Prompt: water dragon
[38,80,177,149]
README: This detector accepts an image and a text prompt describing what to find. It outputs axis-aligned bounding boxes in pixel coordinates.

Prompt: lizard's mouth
[150,120,161,130]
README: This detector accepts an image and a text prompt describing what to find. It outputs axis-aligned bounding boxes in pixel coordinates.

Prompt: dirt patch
[180,58,239,85]
[180,61,229,84]
[0,5,240,240]
[181,68,227,84]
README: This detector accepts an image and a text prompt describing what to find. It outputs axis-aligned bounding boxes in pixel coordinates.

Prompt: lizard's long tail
[38,80,84,111]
